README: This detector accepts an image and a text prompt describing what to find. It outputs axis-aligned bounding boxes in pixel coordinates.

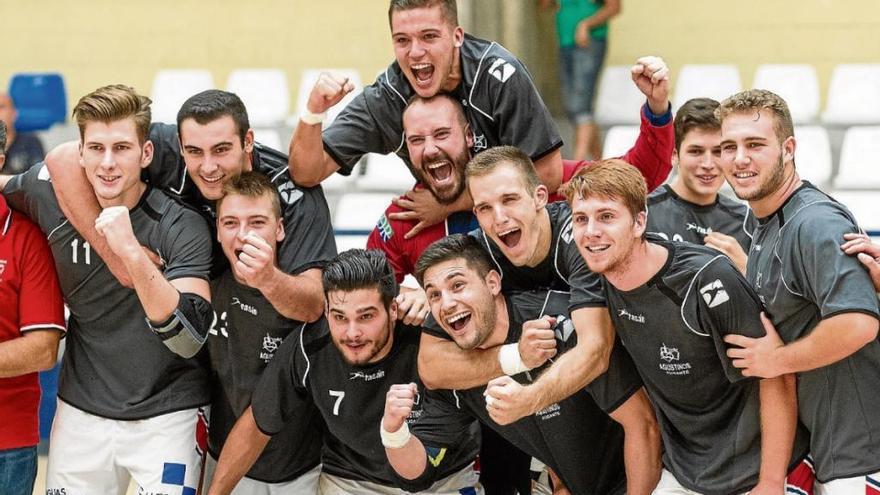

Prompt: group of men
[1,1,879,495]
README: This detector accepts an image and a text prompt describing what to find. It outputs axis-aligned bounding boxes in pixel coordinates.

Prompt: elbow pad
[146,293,212,358]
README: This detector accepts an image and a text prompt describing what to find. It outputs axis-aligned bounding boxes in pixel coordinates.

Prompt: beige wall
[4,0,880,116]
[2,0,394,110]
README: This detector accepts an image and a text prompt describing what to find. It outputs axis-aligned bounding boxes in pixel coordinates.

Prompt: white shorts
[203,453,320,494]
[46,399,208,495]
[816,471,880,495]
[317,462,482,494]
[653,464,816,495]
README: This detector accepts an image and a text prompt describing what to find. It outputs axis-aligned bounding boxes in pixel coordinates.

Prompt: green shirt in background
[556,0,608,47]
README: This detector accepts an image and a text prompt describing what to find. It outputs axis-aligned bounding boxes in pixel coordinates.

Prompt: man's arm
[704,232,748,274]
[726,311,878,378]
[418,317,558,390]
[44,141,134,287]
[606,388,662,495]
[534,149,564,196]
[841,232,880,291]
[207,407,271,495]
[0,330,62,378]
[289,73,354,186]
[383,383,429,480]
[574,0,621,48]
[258,269,324,322]
[750,374,798,495]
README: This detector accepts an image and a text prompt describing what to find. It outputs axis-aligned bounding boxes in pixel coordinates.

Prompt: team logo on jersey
[488,58,517,83]
[377,214,394,242]
[277,180,304,205]
[700,279,730,308]
[349,369,386,381]
[686,223,712,236]
[426,446,448,467]
[0,259,6,281]
[231,297,258,316]
[472,134,488,152]
[261,333,283,362]
[535,402,561,421]
[618,308,645,324]
[659,343,692,375]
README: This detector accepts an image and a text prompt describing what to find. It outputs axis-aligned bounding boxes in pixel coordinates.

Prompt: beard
[733,152,788,202]
[453,293,498,351]
[419,149,470,205]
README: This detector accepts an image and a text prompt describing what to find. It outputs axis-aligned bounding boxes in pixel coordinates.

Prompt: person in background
[0,93,46,174]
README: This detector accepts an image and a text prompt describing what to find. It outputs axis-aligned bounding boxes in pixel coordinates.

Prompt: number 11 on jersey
[70,238,92,265]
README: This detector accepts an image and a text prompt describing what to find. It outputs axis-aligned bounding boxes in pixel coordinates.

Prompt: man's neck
[479,295,511,349]
[606,241,669,292]
[750,168,802,218]
[527,208,553,268]
[669,177,715,206]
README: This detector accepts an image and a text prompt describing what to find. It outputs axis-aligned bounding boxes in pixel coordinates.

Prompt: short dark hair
[466,145,541,194]
[177,90,250,145]
[322,249,399,309]
[216,171,281,219]
[0,121,6,155]
[415,234,494,288]
[403,93,468,128]
[674,98,720,153]
[388,0,458,28]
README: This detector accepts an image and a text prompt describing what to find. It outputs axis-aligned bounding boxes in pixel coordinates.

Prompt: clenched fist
[383,382,419,433]
[95,206,139,259]
[306,72,356,117]
[519,316,558,369]
[631,56,670,115]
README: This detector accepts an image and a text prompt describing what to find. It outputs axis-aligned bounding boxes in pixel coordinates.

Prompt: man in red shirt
[0,121,66,494]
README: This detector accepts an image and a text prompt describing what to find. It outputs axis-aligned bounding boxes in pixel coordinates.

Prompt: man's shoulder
[300,317,334,358]
[646,184,674,206]
[714,193,749,218]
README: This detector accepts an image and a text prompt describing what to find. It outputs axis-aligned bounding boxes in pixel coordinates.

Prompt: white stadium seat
[358,153,416,193]
[595,66,645,126]
[822,64,880,126]
[601,126,640,159]
[253,128,283,152]
[753,64,820,123]
[829,190,880,231]
[294,68,363,126]
[673,64,742,112]
[793,126,832,186]
[834,126,880,189]
[333,192,396,232]
[226,69,290,127]
[334,234,370,252]
[151,69,214,124]
[322,168,361,193]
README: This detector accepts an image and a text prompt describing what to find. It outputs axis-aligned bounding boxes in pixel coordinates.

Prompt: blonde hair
[73,84,151,144]
[715,89,794,144]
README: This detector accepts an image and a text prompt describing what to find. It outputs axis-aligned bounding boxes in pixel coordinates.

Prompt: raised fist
[306,72,356,116]
[383,382,418,433]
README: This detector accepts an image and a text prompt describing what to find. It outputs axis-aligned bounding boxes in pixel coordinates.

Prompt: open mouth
[733,171,757,180]
[696,174,718,185]
[411,63,435,86]
[426,159,453,183]
[200,174,224,185]
[445,311,472,332]
[586,244,610,253]
[497,227,522,249]
[234,248,244,259]
[97,174,121,185]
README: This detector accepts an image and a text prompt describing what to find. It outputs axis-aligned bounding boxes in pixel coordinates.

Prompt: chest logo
[472,134,487,152]
[686,223,712,236]
[659,343,679,362]
[349,369,386,381]
[488,58,517,83]
[700,279,730,308]
[618,308,645,324]
[261,333,283,363]
[659,343,692,375]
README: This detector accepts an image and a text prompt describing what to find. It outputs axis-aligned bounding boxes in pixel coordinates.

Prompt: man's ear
[634,210,647,238]
[389,298,400,321]
[244,129,255,153]
[453,26,464,47]
[782,135,796,165]
[486,269,502,296]
[276,220,285,243]
[534,184,549,210]
[141,140,154,169]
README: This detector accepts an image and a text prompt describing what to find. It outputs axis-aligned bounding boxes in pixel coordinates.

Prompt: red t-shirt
[0,194,65,449]
[368,108,674,282]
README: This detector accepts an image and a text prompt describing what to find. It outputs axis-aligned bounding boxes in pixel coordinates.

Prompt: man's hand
[395,288,430,326]
[307,73,356,116]
[519,316,558,369]
[484,375,537,426]
[389,188,448,240]
[574,21,592,48]
[234,232,277,290]
[724,313,786,378]
[383,383,418,433]
[631,56,670,115]
[704,231,747,274]
[841,232,880,292]
[95,206,140,259]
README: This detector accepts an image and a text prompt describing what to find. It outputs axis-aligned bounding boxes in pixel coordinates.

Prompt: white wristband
[499,343,532,376]
[300,109,326,125]
[380,420,411,449]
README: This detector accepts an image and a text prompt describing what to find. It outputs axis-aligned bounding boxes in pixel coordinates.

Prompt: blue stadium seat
[8,73,67,132]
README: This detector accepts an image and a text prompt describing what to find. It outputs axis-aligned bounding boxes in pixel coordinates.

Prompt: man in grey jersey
[565,159,811,495]
[2,85,213,494]
[646,97,751,272]
[717,89,880,493]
